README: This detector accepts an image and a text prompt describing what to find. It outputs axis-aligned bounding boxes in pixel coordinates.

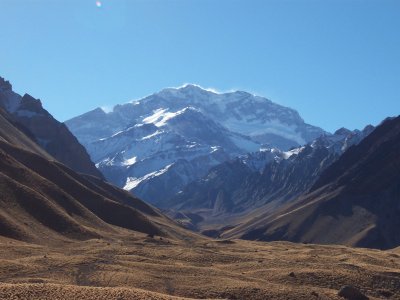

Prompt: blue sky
[0,0,399,132]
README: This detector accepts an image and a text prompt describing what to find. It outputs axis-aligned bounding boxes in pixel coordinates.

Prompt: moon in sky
[96,1,102,8]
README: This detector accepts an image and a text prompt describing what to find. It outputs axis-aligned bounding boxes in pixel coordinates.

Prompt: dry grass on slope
[0,144,162,242]
[0,236,399,300]
[0,137,197,244]
[0,283,190,300]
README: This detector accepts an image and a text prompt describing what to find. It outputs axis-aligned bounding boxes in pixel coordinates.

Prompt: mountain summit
[68,84,325,149]
[66,85,326,205]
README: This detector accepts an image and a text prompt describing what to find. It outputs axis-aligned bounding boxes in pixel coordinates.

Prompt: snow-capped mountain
[66,84,326,205]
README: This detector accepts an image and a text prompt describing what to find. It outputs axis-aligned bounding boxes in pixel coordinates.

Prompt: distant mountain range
[66,84,325,206]
[167,125,374,233]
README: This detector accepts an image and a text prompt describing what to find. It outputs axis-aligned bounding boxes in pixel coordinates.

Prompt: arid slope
[0,236,399,299]
[0,106,193,244]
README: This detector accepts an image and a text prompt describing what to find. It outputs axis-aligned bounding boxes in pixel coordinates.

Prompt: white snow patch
[210,146,220,153]
[123,163,174,190]
[141,130,163,140]
[142,108,167,124]
[283,147,304,159]
[186,143,198,149]
[122,156,137,166]
[98,129,126,141]
[168,83,221,94]
[259,147,280,153]
[100,105,113,113]
[143,107,194,127]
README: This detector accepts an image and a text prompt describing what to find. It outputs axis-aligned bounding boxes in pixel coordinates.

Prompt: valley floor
[0,234,399,300]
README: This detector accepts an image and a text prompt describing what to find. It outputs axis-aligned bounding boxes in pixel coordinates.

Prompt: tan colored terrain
[0,234,399,300]
[0,101,399,299]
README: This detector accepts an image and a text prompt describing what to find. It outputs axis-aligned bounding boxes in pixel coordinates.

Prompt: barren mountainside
[0,104,190,244]
[224,116,400,249]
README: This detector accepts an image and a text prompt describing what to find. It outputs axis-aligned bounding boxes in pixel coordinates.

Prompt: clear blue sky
[0,0,399,132]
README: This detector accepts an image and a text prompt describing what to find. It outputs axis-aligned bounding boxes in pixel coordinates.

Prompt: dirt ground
[0,233,399,300]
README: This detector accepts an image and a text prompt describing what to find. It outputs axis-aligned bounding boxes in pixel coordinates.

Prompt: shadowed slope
[0,108,51,159]
[0,108,192,244]
[0,77,102,178]
[169,127,373,234]
[225,116,400,249]
[0,142,162,242]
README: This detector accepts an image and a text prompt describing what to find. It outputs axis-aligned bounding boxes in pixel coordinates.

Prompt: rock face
[0,107,51,159]
[338,285,369,300]
[168,126,373,230]
[0,77,102,178]
[66,84,325,205]
[224,116,400,250]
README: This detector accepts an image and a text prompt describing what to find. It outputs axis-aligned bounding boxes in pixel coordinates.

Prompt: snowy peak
[159,84,220,97]
[69,84,325,150]
[66,84,327,205]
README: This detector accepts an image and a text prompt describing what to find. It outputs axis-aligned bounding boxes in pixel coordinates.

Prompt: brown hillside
[225,116,400,249]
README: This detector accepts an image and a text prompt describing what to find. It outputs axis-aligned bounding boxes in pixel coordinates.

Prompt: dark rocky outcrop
[338,285,369,300]
[0,76,102,178]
